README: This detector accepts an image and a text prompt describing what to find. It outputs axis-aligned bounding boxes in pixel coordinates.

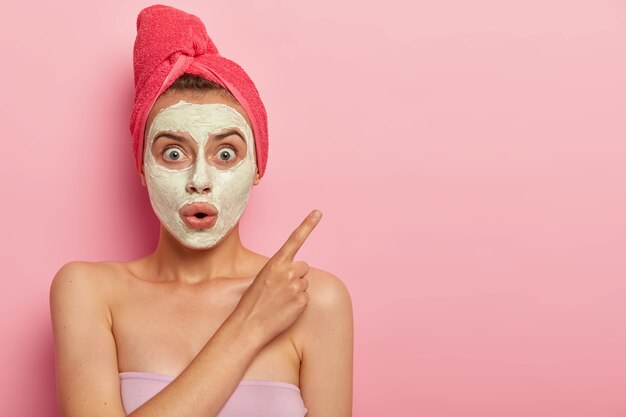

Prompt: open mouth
[179,202,219,229]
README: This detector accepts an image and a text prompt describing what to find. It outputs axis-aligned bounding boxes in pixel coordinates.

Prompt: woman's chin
[167,225,231,250]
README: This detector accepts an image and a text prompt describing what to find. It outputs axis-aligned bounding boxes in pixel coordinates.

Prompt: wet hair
[165,73,236,101]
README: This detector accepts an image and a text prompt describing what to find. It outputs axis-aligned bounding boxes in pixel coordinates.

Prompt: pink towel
[129,4,269,177]
[119,372,308,416]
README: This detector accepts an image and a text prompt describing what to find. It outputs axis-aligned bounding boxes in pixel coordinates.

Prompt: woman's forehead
[148,101,252,144]
[145,90,252,139]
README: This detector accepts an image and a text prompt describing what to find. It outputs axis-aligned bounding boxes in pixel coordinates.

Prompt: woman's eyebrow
[214,129,246,143]
[153,132,187,143]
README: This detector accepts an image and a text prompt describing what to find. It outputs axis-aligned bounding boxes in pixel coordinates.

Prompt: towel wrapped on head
[129,4,268,177]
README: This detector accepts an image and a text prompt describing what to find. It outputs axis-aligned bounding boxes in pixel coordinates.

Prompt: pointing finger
[273,210,322,263]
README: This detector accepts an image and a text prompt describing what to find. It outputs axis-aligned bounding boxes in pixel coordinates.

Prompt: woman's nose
[186,158,212,194]
[186,181,211,194]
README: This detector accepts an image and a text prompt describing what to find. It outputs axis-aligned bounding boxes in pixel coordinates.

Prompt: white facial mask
[143,100,257,249]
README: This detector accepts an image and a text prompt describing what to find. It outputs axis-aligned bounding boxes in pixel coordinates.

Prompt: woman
[49,5,353,417]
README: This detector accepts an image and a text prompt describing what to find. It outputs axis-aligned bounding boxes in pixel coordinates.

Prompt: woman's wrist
[221,309,269,353]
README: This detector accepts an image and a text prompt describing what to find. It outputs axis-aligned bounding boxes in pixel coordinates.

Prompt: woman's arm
[298,269,354,417]
[50,211,321,417]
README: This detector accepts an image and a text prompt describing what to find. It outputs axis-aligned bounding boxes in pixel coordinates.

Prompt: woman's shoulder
[292,266,353,334]
[49,261,124,330]
[52,259,125,280]
[290,266,353,359]
[305,266,352,310]
[50,260,128,300]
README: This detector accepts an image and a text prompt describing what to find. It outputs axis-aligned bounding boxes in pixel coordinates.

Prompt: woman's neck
[145,223,253,284]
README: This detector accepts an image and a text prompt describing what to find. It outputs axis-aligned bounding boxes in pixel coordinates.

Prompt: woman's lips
[179,202,218,229]
[182,214,217,229]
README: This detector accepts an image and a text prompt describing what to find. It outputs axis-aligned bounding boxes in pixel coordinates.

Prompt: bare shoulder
[52,260,107,281]
[50,260,119,293]
[291,266,353,348]
[49,260,122,324]
[305,266,352,310]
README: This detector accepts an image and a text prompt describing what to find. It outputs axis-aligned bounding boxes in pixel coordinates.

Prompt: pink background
[1,1,625,416]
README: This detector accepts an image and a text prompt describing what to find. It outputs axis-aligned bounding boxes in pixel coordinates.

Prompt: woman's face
[141,90,260,249]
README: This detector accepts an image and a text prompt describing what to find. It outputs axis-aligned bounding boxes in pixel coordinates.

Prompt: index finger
[272,210,323,263]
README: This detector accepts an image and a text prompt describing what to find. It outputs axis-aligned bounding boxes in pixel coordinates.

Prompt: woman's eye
[216,146,236,162]
[163,147,184,161]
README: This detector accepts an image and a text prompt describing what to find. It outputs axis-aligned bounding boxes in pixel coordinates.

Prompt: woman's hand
[231,210,323,345]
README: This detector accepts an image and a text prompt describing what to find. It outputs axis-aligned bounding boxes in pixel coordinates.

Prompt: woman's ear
[140,170,147,187]
[252,170,261,186]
